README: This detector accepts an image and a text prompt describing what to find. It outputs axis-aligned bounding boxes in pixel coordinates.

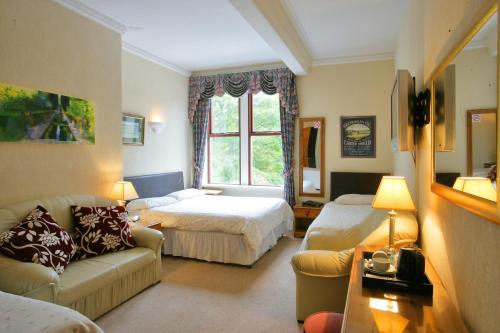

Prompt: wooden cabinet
[293,205,322,238]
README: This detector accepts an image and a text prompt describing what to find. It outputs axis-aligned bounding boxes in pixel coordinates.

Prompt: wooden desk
[341,246,468,333]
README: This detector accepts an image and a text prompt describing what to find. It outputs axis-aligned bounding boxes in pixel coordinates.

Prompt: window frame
[207,97,242,185]
[247,93,282,186]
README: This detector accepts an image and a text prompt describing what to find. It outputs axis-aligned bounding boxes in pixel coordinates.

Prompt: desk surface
[341,246,468,333]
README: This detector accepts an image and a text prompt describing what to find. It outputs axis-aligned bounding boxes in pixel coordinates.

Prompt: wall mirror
[431,5,499,223]
[299,117,325,197]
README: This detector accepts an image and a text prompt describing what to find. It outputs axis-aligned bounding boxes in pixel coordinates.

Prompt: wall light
[149,121,165,134]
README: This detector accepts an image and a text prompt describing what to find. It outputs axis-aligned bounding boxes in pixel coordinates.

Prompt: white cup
[372,251,390,272]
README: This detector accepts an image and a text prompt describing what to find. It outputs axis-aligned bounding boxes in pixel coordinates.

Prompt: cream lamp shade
[372,176,416,211]
[453,177,497,202]
[111,181,138,205]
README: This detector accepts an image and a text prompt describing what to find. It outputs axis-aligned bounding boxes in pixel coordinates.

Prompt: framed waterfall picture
[340,116,376,158]
[122,113,145,145]
[0,82,95,144]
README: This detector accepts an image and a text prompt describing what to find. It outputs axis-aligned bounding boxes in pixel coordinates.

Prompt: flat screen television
[391,69,415,152]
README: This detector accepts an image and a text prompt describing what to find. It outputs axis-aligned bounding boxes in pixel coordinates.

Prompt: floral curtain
[188,68,299,206]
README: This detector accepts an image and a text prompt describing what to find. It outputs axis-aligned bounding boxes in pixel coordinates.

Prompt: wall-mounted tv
[391,69,415,152]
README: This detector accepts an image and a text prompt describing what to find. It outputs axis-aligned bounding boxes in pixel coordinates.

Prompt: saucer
[364,259,397,276]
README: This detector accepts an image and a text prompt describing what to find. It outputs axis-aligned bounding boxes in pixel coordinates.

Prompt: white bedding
[138,195,294,250]
[0,291,104,333]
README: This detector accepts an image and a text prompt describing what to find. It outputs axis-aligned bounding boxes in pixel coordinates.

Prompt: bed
[0,291,104,333]
[124,172,294,266]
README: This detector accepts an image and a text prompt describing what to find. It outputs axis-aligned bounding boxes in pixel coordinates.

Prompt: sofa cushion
[0,206,76,274]
[71,205,135,260]
[89,247,156,277]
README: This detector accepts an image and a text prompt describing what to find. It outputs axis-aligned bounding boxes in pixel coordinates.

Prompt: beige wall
[395,1,500,332]
[0,0,122,206]
[122,51,191,186]
[296,61,395,202]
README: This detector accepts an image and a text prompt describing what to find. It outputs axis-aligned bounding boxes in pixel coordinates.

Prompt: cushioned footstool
[303,312,343,333]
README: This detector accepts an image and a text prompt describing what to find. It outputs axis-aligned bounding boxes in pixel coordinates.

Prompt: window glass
[251,136,284,186]
[252,93,281,132]
[211,95,239,133]
[209,136,240,184]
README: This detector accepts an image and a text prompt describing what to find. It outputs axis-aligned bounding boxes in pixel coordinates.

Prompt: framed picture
[0,82,95,144]
[340,116,376,158]
[122,113,144,145]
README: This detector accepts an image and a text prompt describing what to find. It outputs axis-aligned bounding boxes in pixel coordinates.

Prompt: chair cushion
[71,205,135,260]
[0,206,76,274]
[303,312,343,333]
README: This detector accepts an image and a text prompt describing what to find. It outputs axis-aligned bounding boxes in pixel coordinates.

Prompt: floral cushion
[71,206,135,260]
[0,206,76,274]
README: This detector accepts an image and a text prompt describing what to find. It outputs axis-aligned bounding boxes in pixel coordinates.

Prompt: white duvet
[139,195,294,250]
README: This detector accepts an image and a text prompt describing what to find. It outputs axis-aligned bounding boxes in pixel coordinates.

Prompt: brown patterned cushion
[0,206,76,274]
[71,205,135,260]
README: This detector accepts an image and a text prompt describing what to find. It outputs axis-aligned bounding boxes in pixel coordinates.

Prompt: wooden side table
[134,220,162,231]
[293,205,322,238]
[341,246,468,332]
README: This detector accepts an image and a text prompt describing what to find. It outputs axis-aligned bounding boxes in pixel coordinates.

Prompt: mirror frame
[430,3,500,224]
[299,117,325,198]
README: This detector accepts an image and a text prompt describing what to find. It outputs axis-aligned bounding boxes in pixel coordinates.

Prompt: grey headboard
[124,172,184,199]
[330,172,389,201]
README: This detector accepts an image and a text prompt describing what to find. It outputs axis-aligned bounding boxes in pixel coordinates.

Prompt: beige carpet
[96,236,303,333]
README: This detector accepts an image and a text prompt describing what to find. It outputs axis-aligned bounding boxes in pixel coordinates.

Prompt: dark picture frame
[340,116,376,158]
[122,113,145,145]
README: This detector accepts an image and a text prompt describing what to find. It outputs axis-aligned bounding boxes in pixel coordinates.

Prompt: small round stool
[303,311,343,333]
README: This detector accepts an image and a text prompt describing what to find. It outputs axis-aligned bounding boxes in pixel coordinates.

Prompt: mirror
[299,117,325,197]
[432,6,499,222]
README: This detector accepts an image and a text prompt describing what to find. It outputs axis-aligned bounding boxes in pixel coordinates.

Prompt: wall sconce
[149,121,165,134]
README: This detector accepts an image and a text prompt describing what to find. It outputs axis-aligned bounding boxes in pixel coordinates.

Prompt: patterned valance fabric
[188,68,298,123]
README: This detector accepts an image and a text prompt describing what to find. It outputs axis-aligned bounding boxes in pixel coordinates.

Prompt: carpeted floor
[96,236,303,333]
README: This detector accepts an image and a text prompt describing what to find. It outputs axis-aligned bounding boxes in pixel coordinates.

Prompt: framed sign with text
[341,116,376,158]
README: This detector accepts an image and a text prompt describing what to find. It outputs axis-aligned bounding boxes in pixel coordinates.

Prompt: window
[206,92,283,186]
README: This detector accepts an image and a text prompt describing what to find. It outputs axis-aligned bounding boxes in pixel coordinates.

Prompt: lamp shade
[110,181,139,201]
[453,177,497,202]
[372,176,416,211]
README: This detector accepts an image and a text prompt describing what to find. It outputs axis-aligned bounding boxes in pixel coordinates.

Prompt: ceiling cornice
[311,53,394,66]
[53,0,127,34]
[122,42,191,76]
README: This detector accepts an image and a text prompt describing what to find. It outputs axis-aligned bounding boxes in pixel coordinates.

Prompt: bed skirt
[161,221,288,266]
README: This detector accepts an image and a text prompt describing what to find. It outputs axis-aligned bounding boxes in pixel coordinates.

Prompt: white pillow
[335,194,375,205]
[126,196,178,211]
[166,188,205,201]
[303,180,317,193]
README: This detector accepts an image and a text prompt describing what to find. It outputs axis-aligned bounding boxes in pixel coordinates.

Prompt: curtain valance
[188,68,298,122]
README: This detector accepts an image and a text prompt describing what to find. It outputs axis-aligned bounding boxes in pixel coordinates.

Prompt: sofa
[0,195,164,320]
[291,204,418,321]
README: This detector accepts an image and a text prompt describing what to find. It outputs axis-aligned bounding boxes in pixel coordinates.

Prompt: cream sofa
[291,205,418,321]
[0,195,164,320]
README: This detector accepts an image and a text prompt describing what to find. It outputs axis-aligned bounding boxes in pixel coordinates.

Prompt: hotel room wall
[122,51,191,187]
[394,0,500,332]
[296,61,395,202]
[0,0,122,206]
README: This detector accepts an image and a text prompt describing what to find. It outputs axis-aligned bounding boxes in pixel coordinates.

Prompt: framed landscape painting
[340,116,376,158]
[122,113,144,145]
[0,83,95,144]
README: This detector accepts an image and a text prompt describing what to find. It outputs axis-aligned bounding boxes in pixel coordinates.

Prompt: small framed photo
[122,113,145,145]
[340,116,376,158]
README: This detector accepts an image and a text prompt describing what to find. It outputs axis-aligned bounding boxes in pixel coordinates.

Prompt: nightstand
[200,189,223,195]
[136,220,162,231]
[293,204,323,238]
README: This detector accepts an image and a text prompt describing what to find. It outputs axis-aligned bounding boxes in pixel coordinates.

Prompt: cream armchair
[291,207,418,321]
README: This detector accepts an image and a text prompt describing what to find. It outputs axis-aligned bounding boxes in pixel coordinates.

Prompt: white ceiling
[283,0,408,63]
[72,0,409,74]
[81,0,280,72]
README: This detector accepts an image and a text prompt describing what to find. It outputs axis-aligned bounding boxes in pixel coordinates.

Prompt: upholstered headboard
[124,172,184,199]
[330,172,389,201]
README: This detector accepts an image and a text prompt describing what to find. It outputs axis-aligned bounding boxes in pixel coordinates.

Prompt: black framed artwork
[122,113,145,145]
[340,116,376,158]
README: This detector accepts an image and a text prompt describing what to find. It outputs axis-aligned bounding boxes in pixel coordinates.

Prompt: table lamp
[452,177,497,202]
[372,176,416,253]
[111,181,139,206]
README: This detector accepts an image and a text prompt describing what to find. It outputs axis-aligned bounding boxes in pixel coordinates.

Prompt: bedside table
[135,220,162,231]
[293,205,323,238]
[200,189,223,195]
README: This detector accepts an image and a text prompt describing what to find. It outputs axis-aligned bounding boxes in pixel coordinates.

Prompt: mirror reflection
[434,13,498,202]
[300,117,324,197]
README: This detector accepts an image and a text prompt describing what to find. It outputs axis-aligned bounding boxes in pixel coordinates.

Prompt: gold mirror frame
[299,117,325,197]
[430,4,500,224]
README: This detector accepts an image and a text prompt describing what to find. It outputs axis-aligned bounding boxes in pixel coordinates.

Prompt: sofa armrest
[291,248,355,278]
[131,227,164,255]
[0,255,58,301]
